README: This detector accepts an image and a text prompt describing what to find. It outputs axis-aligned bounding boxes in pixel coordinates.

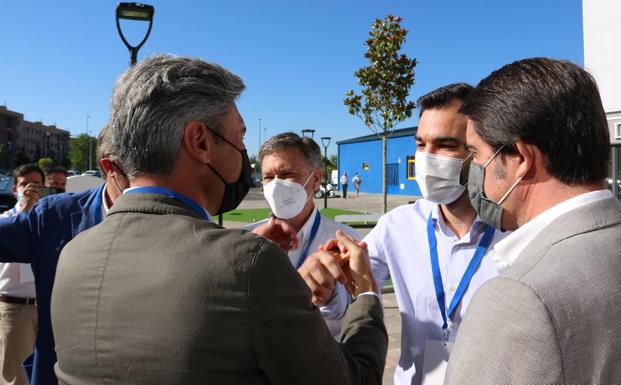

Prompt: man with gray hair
[247,132,361,338]
[51,55,387,385]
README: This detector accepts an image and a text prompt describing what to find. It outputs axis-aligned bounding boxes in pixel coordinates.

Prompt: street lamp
[301,129,315,139]
[116,2,155,66]
[320,136,331,209]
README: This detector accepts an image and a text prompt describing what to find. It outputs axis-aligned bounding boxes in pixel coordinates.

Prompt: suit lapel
[504,198,621,279]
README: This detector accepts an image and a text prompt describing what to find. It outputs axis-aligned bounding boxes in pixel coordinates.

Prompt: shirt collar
[297,206,319,244]
[101,183,110,215]
[492,189,613,270]
[431,203,488,243]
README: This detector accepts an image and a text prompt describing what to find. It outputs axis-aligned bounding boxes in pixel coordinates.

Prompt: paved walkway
[228,188,414,384]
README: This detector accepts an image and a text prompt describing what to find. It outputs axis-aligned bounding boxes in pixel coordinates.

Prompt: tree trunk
[382,131,388,214]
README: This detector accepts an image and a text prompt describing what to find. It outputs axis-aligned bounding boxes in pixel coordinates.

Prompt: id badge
[420,339,454,385]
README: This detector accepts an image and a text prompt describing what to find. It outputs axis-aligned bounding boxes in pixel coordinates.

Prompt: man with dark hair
[444,57,621,384]
[45,166,68,191]
[51,55,386,385]
[0,163,44,385]
[300,83,508,385]
[0,126,129,385]
[246,132,361,338]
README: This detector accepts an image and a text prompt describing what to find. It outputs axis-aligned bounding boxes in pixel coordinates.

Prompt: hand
[252,216,300,252]
[298,247,348,306]
[17,183,41,213]
[333,230,377,296]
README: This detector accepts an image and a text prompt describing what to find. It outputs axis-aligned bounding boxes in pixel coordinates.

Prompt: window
[407,155,415,180]
[616,123,621,140]
[387,163,399,186]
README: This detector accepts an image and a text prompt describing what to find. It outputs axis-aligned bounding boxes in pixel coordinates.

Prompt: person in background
[352,172,361,197]
[0,164,44,385]
[45,166,68,191]
[299,83,509,385]
[0,126,129,385]
[340,172,348,199]
[246,132,361,338]
[445,57,621,384]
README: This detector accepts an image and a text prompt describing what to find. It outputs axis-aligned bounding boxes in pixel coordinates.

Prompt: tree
[344,15,417,213]
[38,157,55,172]
[68,134,97,172]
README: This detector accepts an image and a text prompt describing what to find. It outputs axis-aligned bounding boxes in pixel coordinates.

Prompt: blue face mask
[467,145,523,230]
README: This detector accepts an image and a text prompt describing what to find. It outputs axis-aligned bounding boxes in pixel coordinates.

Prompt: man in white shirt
[0,163,44,385]
[445,58,621,384]
[247,132,361,338]
[300,83,508,385]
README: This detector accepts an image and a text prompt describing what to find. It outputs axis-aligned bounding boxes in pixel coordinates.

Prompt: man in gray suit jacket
[50,55,387,385]
[444,57,621,384]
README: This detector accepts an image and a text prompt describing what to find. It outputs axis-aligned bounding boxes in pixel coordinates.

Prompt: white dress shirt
[0,205,36,298]
[491,189,613,271]
[364,199,508,385]
[246,207,361,338]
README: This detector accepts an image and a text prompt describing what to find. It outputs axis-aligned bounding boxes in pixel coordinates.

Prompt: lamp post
[320,136,331,209]
[301,129,315,139]
[86,115,91,171]
[116,3,155,66]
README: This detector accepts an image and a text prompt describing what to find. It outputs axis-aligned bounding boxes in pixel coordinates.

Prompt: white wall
[583,0,621,113]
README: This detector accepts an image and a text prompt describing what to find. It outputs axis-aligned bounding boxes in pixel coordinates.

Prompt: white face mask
[415,151,470,204]
[263,172,314,220]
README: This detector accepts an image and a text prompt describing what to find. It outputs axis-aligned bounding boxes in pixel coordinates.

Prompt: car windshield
[0,176,12,192]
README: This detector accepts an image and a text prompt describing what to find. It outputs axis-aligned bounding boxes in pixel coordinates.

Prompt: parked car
[314,183,338,198]
[81,170,101,178]
[0,176,16,212]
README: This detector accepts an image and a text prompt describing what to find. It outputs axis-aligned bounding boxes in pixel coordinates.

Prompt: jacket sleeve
[444,277,563,385]
[0,202,44,263]
[248,239,387,385]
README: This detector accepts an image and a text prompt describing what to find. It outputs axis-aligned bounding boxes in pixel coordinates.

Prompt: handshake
[252,218,378,305]
[298,230,378,305]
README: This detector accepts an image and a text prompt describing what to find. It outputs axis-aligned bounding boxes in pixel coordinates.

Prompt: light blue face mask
[467,145,523,230]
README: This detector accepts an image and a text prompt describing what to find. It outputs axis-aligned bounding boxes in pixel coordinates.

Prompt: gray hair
[259,132,321,171]
[109,54,245,177]
[96,124,119,177]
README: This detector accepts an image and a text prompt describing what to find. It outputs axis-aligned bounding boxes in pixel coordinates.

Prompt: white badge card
[420,339,454,385]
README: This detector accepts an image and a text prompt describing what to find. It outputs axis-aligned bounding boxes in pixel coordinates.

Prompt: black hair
[45,165,68,176]
[460,57,609,185]
[417,83,474,118]
[14,164,45,185]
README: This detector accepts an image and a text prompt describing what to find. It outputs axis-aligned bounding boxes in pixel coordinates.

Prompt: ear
[99,158,113,175]
[513,139,535,180]
[183,120,214,164]
[312,168,322,191]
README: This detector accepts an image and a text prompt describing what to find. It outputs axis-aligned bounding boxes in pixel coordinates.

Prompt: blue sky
[0,0,583,157]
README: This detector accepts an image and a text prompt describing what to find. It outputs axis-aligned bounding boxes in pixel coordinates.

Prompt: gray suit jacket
[51,193,387,385]
[445,197,621,385]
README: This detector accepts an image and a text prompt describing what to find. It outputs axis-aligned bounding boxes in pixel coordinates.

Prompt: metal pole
[86,115,91,171]
[323,144,328,209]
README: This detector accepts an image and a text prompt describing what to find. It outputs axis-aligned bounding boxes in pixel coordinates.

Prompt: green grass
[223,207,364,223]
[222,208,271,223]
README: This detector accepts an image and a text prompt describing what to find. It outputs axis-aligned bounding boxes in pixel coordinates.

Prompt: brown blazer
[51,193,387,385]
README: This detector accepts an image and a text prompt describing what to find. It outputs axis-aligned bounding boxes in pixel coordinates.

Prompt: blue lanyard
[427,213,495,332]
[125,186,211,221]
[295,211,322,269]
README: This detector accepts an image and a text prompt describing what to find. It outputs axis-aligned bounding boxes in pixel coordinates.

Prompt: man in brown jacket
[51,55,387,385]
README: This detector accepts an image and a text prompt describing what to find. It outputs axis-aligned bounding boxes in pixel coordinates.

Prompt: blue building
[337,126,421,196]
